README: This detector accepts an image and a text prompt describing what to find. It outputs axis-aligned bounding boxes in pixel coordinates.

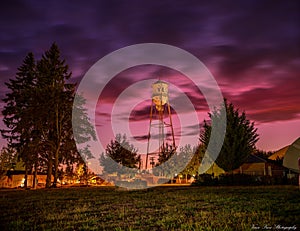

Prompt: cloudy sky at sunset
[0,0,299,157]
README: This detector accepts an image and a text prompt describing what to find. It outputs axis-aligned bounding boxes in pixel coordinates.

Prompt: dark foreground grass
[0,185,299,231]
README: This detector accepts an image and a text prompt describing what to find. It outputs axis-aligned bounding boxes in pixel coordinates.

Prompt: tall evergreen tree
[200,99,259,172]
[2,43,96,188]
[35,43,96,187]
[72,94,96,162]
[1,52,37,188]
[35,43,72,187]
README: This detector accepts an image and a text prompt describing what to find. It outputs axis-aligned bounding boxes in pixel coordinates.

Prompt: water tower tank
[146,80,175,170]
[152,80,168,112]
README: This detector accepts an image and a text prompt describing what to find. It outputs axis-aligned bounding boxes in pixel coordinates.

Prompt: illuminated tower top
[152,80,168,112]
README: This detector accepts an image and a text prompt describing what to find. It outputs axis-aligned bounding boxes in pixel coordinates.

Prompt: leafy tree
[75,162,89,184]
[200,99,259,172]
[180,144,205,177]
[153,143,195,178]
[156,143,176,165]
[153,143,176,177]
[100,134,141,175]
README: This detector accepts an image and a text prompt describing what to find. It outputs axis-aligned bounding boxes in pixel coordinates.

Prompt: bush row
[192,173,298,186]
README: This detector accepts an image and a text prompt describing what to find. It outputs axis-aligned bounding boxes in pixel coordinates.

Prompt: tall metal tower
[145,80,176,169]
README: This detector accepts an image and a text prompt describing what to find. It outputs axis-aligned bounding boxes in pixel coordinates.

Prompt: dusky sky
[0,0,299,153]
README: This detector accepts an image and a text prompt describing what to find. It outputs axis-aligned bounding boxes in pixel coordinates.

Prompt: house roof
[269,146,289,160]
[245,154,268,163]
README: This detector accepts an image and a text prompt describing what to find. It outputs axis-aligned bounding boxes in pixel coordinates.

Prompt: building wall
[239,163,266,176]
[237,163,285,177]
[0,174,52,188]
[266,163,286,177]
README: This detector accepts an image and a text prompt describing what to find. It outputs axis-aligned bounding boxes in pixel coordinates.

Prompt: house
[269,146,289,161]
[267,138,300,180]
[0,170,51,188]
[233,154,286,177]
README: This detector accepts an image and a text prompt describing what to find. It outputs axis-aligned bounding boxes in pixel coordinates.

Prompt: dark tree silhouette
[180,144,205,177]
[157,143,176,165]
[35,43,75,187]
[100,134,141,175]
[1,43,96,188]
[0,147,17,178]
[200,99,259,172]
[153,143,196,178]
[1,52,38,188]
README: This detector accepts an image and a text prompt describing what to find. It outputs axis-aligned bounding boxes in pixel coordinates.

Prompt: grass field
[0,185,299,230]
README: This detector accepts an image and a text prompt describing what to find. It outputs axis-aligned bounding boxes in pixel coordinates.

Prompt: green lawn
[0,186,299,230]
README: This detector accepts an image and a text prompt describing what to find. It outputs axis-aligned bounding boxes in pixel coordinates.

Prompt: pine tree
[35,43,96,187]
[200,99,259,172]
[2,43,96,188]
[1,52,37,188]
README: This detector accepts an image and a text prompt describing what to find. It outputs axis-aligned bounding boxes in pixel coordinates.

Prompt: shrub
[192,173,292,186]
[157,178,171,184]
[192,174,218,186]
[217,174,258,186]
